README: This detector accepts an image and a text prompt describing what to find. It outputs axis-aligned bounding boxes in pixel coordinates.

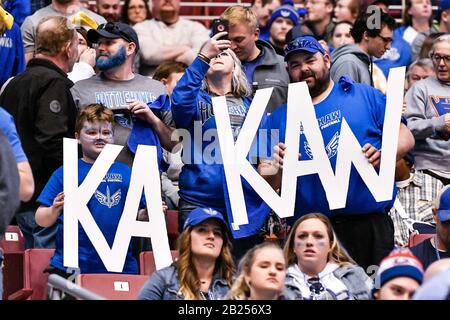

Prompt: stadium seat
[0,225,25,253]
[76,274,149,300]
[8,248,55,300]
[408,233,434,248]
[139,250,179,276]
[1,225,25,300]
[166,210,179,249]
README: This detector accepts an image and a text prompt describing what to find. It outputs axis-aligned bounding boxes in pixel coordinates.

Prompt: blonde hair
[36,16,76,56]
[283,213,355,267]
[204,49,252,97]
[226,242,285,300]
[175,225,235,300]
[221,5,258,31]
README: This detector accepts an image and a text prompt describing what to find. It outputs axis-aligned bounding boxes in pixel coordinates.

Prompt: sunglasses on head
[98,22,134,44]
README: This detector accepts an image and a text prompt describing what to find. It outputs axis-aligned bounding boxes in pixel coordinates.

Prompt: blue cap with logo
[268,4,300,29]
[436,185,450,222]
[183,208,228,231]
[284,35,325,61]
[88,22,140,53]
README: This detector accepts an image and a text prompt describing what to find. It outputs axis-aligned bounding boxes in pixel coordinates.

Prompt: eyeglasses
[377,34,393,45]
[285,38,324,55]
[430,53,450,64]
[98,22,134,44]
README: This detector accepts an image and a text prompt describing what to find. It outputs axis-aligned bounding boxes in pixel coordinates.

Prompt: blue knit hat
[374,248,424,293]
[268,4,300,30]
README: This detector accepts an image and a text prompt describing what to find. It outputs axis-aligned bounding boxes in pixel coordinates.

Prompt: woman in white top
[283,213,373,300]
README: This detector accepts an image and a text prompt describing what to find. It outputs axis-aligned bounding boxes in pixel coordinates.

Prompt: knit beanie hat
[268,4,300,30]
[374,248,424,292]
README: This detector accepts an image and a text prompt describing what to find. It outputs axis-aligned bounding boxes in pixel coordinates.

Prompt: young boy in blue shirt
[36,103,141,279]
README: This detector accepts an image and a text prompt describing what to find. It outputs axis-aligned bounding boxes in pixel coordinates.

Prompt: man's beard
[160,5,177,23]
[96,45,127,71]
[292,68,331,99]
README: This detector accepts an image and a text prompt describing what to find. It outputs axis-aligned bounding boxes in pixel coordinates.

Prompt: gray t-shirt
[71,73,171,166]
[21,5,106,54]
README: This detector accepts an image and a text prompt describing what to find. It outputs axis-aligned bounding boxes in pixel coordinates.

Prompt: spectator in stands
[418,32,446,60]
[70,22,174,167]
[152,61,187,210]
[0,107,34,202]
[388,152,442,247]
[121,0,151,26]
[259,34,415,270]
[330,9,395,86]
[226,242,299,300]
[411,185,450,269]
[333,0,360,23]
[133,0,209,76]
[0,16,79,249]
[251,0,281,41]
[329,20,354,51]
[405,35,450,185]
[438,0,450,33]
[283,213,373,300]
[95,0,121,23]
[36,104,141,283]
[0,3,25,89]
[268,3,299,56]
[401,0,439,62]
[138,207,234,300]
[406,58,435,90]
[0,128,20,300]
[67,20,97,83]
[221,5,289,113]
[304,0,335,41]
[373,247,424,300]
[21,0,106,62]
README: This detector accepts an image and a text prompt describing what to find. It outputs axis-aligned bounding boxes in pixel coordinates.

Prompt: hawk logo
[203,208,218,216]
[304,132,340,160]
[95,186,121,208]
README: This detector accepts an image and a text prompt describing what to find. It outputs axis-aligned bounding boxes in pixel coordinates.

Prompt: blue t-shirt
[0,23,25,88]
[265,79,396,221]
[242,50,265,88]
[37,159,140,274]
[0,106,27,163]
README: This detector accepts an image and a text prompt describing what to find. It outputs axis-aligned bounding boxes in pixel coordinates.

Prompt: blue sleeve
[0,107,27,163]
[13,24,25,75]
[171,57,209,129]
[5,0,31,26]
[137,270,167,300]
[37,167,64,207]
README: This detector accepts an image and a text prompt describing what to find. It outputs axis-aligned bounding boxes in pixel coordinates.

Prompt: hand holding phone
[212,19,229,40]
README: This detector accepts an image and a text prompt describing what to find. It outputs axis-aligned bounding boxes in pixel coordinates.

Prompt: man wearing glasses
[330,9,395,86]
[405,35,450,186]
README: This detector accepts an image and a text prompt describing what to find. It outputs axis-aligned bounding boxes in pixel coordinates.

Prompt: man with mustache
[404,35,450,186]
[133,0,209,76]
[95,0,121,23]
[259,35,415,270]
[70,22,174,168]
[330,9,395,87]
[21,0,106,63]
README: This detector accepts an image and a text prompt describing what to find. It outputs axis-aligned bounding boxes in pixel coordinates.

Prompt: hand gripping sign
[213,67,405,230]
[63,141,172,273]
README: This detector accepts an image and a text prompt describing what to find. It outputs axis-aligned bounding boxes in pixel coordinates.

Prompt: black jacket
[0,58,77,211]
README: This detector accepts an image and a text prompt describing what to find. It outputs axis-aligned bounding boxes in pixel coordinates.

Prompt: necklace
[434,235,441,260]
[199,290,214,300]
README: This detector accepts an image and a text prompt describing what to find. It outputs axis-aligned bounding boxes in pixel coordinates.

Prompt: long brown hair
[175,225,235,300]
[283,213,355,267]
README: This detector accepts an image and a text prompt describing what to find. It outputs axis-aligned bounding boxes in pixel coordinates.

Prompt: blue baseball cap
[284,35,325,61]
[440,0,450,11]
[436,185,450,222]
[183,208,228,231]
[88,22,140,53]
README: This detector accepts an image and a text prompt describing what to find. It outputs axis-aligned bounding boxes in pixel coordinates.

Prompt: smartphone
[211,19,229,40]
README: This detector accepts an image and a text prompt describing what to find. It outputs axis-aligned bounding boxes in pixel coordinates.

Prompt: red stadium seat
[139,250,178,276]
[408,233,434,248]
[0,225,25,253]
[166,210,179,249]
[8,248,55,300]
[76,274,149,300]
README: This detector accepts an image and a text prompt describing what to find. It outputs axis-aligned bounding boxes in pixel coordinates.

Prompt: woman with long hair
[283,213,373,300]
[138,207,235,300]
[226,242,299,300]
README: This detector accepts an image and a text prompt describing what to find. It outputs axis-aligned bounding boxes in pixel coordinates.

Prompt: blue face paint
[96,45,127,71]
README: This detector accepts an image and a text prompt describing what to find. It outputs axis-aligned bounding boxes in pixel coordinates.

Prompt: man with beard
[258,35,415,270]
[330,10,395,86]
[133,0,209,76]
[21,0,106,63]
[70,22,174,167]
[0,16,79,248]
[95,0,121,22]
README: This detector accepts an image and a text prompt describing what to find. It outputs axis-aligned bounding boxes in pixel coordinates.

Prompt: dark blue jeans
[15,210,56,249]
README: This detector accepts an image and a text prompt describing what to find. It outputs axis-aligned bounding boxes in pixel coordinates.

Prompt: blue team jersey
[265,78,396,220]
[37,159,139,274]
